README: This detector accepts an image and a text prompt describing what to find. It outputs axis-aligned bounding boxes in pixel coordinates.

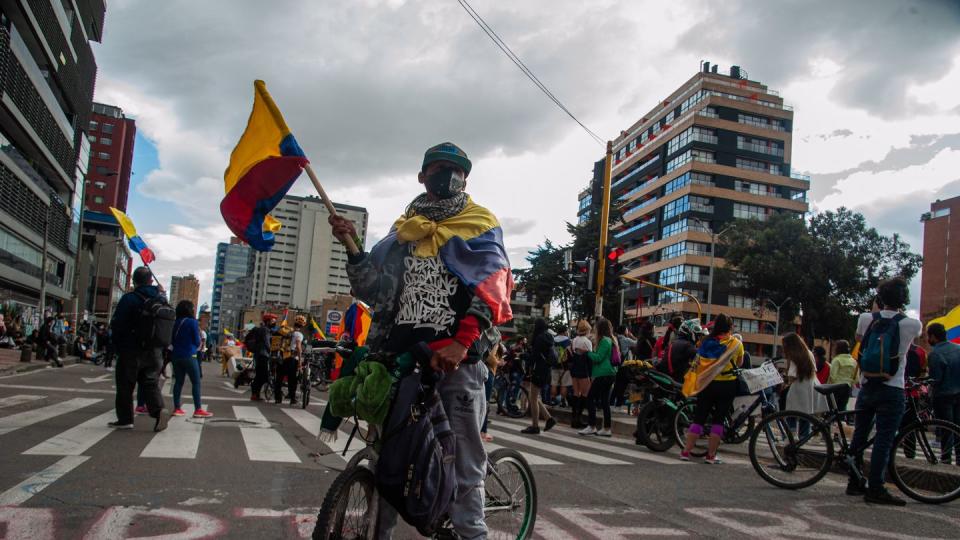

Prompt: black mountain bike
[749,378,960,504]
[634,368,687,451]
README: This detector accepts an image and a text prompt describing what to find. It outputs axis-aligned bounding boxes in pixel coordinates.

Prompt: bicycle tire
[485,448,537,540]
[301,373,311,408]
[313,466,378,540]
[637,400,675,452]
[728,414,756,445]
[748,410,833,490]
[673,401,708,457]
[889,419,960,504]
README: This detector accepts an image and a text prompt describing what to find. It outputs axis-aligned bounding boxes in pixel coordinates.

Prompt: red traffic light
[607,247,625,261]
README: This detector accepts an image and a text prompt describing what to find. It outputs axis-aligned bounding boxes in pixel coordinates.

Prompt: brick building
[920,195,960,322]
[85,103,135,213]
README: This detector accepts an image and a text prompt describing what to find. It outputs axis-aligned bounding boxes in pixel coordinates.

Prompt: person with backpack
[328,142,512,539]
[521,318,558,435]
[551,326,572,407]
[652,316,682,363]
[245,313,276,401]
[848,277,922,505]
[170,300,212,418]
[579,318,619,437]
[108,266,171,432]
[661,319,701,382]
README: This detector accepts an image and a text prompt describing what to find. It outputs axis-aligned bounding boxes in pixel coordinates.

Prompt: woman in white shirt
[782,332,823,436]
[569,319,594,429]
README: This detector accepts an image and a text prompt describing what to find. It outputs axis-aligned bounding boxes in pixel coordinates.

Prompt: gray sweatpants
[377,361,489,539]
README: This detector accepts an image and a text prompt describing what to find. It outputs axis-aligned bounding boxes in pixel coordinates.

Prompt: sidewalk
[0,347,80,376]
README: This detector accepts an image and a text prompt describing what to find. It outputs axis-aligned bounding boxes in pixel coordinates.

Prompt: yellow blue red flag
[109,207,155,264]
[222,80,308,251]
[929,305,960,344]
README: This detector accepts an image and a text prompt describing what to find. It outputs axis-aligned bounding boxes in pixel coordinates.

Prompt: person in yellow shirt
[828,340,858,411]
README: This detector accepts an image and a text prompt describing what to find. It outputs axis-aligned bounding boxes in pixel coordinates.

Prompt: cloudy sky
[91,0,960,310]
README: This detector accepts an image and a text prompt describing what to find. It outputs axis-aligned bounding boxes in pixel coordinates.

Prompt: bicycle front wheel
[313,466,378,540]
[673,401,708,457]
[485,448,537,540]
[748,410,833,490]
[889,419,960,504]
[637,400,675,452]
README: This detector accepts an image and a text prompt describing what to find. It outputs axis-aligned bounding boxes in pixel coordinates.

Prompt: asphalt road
[1,362,958,539]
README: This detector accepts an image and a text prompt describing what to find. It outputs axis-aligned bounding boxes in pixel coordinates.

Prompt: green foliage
[721,207,923,341]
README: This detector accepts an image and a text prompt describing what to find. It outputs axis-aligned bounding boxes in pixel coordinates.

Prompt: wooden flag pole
[303,163,360,256]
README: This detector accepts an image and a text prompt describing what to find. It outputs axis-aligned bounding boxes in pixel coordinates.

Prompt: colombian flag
[343,302,372,347]
[929,305,960,344]
[310,318,326,340]
[109,207,155,264]
[222,80,308,251]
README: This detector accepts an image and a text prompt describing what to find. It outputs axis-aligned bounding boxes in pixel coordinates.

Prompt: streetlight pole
[690,217,731,323]
[764,297,791,359]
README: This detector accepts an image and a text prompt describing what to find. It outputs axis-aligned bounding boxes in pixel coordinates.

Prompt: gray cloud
[500,217,537,236]
[679,0,960,118]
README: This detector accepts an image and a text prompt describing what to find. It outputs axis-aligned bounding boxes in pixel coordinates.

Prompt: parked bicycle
[749,377,960,504]
[490,368,529,419]
[633,365,687,451]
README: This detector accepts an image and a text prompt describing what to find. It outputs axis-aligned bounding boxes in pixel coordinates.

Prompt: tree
[514,240,572,323]
[721,208,923,342]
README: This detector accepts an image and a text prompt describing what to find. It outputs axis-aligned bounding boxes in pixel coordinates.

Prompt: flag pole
[303,163,360,256]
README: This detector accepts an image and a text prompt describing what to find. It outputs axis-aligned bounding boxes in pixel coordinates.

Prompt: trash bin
[20,346,32,363]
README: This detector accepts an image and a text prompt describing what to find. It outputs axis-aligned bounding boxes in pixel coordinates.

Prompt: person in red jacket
[813,345,831,384]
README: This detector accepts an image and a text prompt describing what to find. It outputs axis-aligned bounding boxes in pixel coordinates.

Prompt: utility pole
[765,297,791,359]
[594,141,613,319]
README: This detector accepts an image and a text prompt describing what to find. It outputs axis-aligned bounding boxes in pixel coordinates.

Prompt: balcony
[790,172,811,182]
[690,203,715,214]
[623,196,659,216]
[618,176,659,201]
[612,155,660,188]
[615,217,657,239]
[737,141,784,157]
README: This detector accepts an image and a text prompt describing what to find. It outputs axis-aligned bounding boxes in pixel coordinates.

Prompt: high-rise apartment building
[170,274,200,308]
[210,237,254,340]
[920,195,960,322]
[0,1,106,323]
[597,63,809,358]
[250,195,367,309]
[85,103,135,213]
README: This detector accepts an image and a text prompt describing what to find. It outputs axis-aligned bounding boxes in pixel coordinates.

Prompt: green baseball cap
[421,142,472,177]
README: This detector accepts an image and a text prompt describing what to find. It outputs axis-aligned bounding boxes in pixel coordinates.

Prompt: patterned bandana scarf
[405,192,468,222]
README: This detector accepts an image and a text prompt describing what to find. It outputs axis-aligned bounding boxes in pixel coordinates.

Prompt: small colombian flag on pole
[221,80,309,251]
[109,207,155,264]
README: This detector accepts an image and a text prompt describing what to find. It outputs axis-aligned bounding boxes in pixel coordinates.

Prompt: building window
[736,157,781,175]
[659,264,707,286]
[88,120,98,131]
[666,149,716,173]
[790,190,807,202]
[698,107,718,118]
[98,152,111,160]
[87,134,97,142]
[661,241,710,261]
[661,218,711,240]
[737,135,784,157]
[102,124,114,134]
[100,137,112,146]
[679,90,707,114]
[733,202,770,221]
[95,166,110,174]
[733,318,761,334]
[664,172,714,194]
[659,288,704,304]
[667,126,717,155]
[735,180,780,198]
[93,196,104,204]
[94,181,107,189]
[737,113,785,131]
[728,295,756,309]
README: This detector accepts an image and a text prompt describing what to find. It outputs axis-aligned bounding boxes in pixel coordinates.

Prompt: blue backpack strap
[862,311,882,343]
[891,312,906,358]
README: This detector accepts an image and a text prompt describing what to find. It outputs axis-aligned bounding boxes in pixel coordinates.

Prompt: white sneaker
[578,426,597,436]
[597,429,612,437]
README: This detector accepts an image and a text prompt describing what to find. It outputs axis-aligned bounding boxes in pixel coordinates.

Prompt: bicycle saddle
[814,383,848,396]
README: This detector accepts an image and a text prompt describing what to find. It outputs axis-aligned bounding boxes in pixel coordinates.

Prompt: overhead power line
[454,0,605,146]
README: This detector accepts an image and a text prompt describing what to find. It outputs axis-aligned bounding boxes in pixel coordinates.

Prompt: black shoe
[846,480,866,496]
[108,421,133,430]
[520,426,541,435]
[864,488,906,506]
[289,399,298,406]
[153,409,170,433]
[544,418,557,432]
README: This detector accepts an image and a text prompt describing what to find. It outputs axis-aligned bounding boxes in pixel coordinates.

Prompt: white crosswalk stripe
[140,405,206,459]
[0,397,101,436]
[232,406,300,463]
[24,411,117,456]
[484,441,562,466]
[0,455,89,505]
[485,428,632,465]
[0,394,44,409]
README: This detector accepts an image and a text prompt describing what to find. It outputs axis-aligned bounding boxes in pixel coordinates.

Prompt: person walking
[170,301,212,418]
[244,313,276,401]
[521,318,557,435]
[847,277,922,505]
[680,314,743,464]
[569,319,593,429]
[827,340,857,411]
[550,327,572,407]
[108,266,169,432]
[38,317,63,367]
[579,318,618,437]
[927,322,960,464]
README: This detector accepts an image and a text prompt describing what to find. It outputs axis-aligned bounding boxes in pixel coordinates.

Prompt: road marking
[0,398,102,436]
[484,441,563,465]
[23,411,116,455]
[232,406,300,463]
[484,428,631,465]
[0,395,44,409]
[80,374,112,384]
[0,383,272,403]
[0,455,89,505]
[140,406,205,459]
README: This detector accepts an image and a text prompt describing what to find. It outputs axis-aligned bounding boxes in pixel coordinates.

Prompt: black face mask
[424,168,465,199]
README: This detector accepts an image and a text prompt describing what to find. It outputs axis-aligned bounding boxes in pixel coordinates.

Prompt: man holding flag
[329,142,513,540]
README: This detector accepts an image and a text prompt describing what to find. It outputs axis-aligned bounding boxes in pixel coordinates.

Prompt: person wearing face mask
[328,142,513,540]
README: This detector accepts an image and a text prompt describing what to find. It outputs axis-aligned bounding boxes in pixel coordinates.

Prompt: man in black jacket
[108,267,169,431]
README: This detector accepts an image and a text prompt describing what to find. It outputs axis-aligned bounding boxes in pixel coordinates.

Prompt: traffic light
[571,258,596,291]
[604,246,625,294]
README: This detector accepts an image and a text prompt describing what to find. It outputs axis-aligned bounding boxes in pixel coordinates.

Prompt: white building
[250,195,368,309]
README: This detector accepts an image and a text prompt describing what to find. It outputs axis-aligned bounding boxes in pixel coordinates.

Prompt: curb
[0,355,82,377]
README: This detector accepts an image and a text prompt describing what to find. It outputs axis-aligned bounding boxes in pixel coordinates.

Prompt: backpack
[610,343,623,367]
[376,369,457,536]
[554,344,568,369]
[858,312,905,379]
[135,293,176,348]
